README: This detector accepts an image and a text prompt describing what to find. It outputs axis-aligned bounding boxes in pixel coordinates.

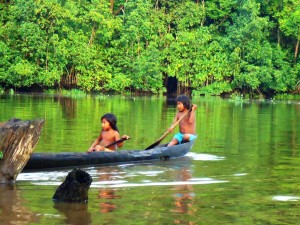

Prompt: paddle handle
[157,106,193,142]
[105,137,129,148]
[144,105,193,150]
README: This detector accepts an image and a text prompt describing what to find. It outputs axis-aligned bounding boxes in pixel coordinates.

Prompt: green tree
[278,0,300,64]
[0,0,298,96]
[225,0,296,95]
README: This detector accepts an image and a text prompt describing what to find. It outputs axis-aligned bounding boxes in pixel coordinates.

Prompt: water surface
[0,95,300,224]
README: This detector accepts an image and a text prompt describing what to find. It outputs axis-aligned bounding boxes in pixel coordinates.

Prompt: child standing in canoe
[88,113,129,152]
[167,95,197,146]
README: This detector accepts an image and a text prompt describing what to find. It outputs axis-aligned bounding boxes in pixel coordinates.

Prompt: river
[0,94,300,224]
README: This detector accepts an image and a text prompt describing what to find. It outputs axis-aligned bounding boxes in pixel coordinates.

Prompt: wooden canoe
[23,140,196,171]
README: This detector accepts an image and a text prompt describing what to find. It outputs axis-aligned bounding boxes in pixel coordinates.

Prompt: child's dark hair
[101,113,119,132]
[176,95,190,109]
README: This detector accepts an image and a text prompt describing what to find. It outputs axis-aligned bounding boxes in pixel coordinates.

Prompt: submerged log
[53,168,92,202]
[0,118,44,184]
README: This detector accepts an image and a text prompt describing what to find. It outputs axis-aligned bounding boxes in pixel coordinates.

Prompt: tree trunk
[88,23,96,46]
[294,80,300,94]
[110,0,125,16]
[0,118,44,184]
[61,65,77,89]
[110,0,114,14]
[294,36,299,64]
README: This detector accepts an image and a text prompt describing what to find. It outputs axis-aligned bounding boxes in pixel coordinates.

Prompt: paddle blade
[145,140,161,150]
[145,106,192,150]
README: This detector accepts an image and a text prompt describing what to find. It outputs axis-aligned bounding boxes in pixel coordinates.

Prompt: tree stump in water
[53,168,92,202]
[0,118,44,184]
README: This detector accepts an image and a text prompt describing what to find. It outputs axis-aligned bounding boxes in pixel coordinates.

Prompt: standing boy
[167,95,197,146]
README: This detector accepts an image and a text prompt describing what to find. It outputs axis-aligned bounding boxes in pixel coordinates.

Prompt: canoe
[23,140,196,171]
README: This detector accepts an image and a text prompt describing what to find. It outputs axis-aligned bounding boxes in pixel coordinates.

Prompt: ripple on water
[187,152,225,161]
[17,171,68,181]
[272,195,300,202]
[91,179,228,188]
[17,169,228,188]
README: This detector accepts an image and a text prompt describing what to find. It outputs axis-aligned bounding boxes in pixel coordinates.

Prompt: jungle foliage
[0,0,299,97]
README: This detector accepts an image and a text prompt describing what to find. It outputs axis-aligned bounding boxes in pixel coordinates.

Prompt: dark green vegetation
[0,0,299,97]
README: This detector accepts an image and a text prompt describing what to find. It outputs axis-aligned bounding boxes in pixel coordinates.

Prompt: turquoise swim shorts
[174,132,196,144]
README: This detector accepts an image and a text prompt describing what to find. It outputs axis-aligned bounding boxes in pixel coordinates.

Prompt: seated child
[88,113,129,152]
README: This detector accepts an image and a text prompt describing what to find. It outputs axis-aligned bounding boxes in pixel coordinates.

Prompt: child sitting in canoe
[167,95,197,147]
[88,113,129,152]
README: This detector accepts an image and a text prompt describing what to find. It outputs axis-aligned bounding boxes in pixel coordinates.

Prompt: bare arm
[88,133,102,152]
[117,135,130,148]
[168,113,179,132]
[188,104,197,124]
[115,132,122,148]
[116,132,130,148]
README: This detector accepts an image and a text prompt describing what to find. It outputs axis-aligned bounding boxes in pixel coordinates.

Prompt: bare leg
[94,145,105,151]
[167,138,179,147]
[183,134,191,142]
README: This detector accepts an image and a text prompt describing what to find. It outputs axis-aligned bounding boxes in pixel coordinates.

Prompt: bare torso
[177,111,196,134]
[99,129,119,150]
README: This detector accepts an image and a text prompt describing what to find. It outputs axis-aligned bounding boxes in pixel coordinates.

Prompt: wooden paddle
[105,137,129,148]
[145,107,193,150]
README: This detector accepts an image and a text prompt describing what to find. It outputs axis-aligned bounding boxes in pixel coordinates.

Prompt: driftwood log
[0,118,44,184]
[53,168,92,202]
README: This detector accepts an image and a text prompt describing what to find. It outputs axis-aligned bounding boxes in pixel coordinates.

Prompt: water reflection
[2,95,300,224]
[171,168,195,214]
[53,202,92,225]
[54,96,77,119]
[0,185,39,225]
[97,167,121,213]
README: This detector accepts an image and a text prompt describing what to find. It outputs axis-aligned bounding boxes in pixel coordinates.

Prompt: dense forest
[0,0,299,97]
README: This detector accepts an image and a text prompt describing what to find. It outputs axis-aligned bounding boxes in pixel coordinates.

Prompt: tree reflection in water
[0,185,39,225]
[55,96,77,119]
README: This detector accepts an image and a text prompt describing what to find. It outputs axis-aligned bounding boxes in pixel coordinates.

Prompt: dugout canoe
[23,140,196,171]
